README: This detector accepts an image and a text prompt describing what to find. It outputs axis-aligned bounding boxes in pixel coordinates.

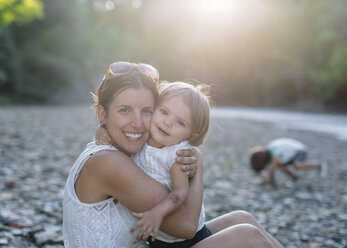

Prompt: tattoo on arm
[168,194,180,204]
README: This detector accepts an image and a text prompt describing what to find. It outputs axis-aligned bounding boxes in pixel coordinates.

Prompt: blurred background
[1,0,347,111]
[1,2,347,246]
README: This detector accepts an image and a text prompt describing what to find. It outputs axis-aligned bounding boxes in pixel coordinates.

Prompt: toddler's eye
[160,109,167,115]
[178,120,185,127]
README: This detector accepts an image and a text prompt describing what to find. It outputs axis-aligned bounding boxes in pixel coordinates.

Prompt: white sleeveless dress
[63,142,147,248]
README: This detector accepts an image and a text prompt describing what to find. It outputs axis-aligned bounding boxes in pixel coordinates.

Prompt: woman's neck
[109,141,132,157]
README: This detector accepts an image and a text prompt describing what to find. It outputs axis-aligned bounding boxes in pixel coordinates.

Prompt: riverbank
[0,105,346,247]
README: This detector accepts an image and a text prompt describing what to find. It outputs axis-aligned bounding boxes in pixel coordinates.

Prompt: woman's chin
[121,141,146,155]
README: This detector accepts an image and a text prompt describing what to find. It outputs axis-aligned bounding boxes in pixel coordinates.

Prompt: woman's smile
[123,131,144,141]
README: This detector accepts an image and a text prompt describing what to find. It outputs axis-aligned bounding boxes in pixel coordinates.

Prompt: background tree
[0,0,346,110]
[0,0,43,103]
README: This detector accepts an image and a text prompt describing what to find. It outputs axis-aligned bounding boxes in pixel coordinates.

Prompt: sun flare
[200,0,227,13]
[197,0,245,15]
[192,0,266,21]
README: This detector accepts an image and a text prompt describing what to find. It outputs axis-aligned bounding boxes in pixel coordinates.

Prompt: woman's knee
[227,210,257,225]
[232,224,273,248]
[233,223,258,235]
[195,224,273,248]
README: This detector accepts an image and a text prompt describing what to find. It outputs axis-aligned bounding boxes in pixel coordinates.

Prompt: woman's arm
[91,150,170,211]
[86,149,204,239]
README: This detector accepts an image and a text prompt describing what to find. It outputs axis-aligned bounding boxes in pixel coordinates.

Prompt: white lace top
[133,141,205,243]
[63,142,147,248]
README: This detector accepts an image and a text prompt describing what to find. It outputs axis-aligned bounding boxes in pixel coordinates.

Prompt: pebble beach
[0,105,346,247]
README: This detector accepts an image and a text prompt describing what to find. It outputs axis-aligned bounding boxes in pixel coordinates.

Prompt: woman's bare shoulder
[91,149,130,160]
[86,149,136,173]
[81,149,143,197]
[74,148,142,204]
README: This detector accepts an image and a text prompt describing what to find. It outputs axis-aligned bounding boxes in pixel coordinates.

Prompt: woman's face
[102,87,155,155]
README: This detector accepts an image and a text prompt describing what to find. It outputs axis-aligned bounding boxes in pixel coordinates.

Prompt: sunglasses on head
[106,61,159,81]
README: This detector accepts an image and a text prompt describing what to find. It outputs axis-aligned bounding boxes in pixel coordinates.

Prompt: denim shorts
[148,225,212,248]
[286,151,307,166]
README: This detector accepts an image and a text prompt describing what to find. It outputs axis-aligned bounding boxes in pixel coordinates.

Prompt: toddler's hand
[130,210,163,242]
[95,125,112,145]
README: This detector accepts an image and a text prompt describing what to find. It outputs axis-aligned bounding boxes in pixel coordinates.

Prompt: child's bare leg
[293,161,320,170]
[204,211,284,248]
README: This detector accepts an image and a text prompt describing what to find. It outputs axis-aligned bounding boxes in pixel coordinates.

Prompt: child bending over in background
[249,137,327,184]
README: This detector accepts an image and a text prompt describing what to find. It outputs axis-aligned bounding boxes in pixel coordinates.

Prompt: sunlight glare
[200,0,226,13]
[194,0,266,21]
[198,0,244,16]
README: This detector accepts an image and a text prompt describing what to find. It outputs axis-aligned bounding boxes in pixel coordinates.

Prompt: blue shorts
[285,152,306,166]
[148,225,212,248]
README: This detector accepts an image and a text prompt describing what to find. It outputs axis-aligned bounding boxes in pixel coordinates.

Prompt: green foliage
[0,94,12,104]
[0,0,43,27]
[330,45,347,84]
[0,0,100,102]
[313,45,347,104]
[0,0,44,102]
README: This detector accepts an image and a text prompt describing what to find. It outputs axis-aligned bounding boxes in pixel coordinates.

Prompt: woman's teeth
[125,133,142,140]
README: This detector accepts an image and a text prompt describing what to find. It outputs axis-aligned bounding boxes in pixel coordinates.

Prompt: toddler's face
[148,95,192,148]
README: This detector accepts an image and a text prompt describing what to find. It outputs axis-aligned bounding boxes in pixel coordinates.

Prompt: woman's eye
[178,120,185,127]
[119,108,129,113]
[160,109,167,115]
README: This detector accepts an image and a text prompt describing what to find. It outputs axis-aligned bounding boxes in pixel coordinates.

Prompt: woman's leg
[205,211,284,248]
[192,223,274,248]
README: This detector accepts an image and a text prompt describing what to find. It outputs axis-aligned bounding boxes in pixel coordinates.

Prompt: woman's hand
[95,125,113,146]
[175,147,202,178]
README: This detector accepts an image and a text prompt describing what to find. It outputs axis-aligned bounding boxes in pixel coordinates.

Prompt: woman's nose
[131,112,143,129]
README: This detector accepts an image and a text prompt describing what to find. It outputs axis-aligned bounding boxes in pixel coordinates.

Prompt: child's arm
[95,125,114,146]
[278,164,299,181]
[268,157,279,184]
[160,148,203,238]
[269,156,298,183]
[130,163,189,242]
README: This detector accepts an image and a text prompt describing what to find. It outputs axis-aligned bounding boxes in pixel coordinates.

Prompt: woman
[63,61,284,248]
[63,62,203,248]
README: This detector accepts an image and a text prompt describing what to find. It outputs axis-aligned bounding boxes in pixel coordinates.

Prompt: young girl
[129,81,212,247]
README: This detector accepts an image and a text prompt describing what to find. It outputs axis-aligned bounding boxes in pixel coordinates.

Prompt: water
[212,107,347,141]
